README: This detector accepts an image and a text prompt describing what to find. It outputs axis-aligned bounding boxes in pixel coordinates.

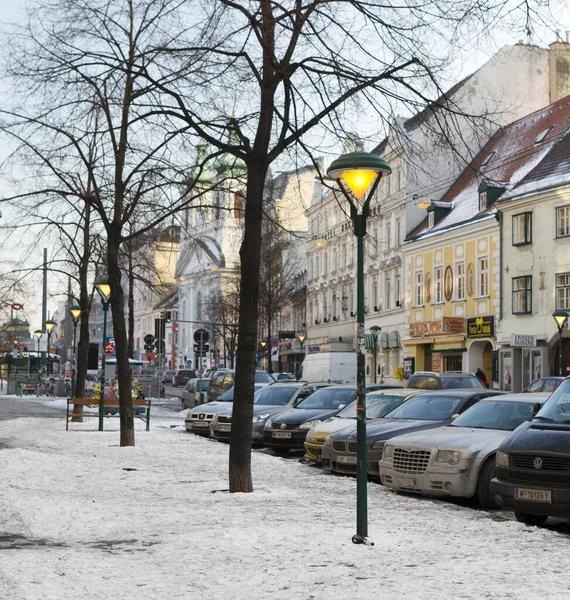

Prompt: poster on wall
[502,351,512,391]
[532,350,542,381]
[403,357,415,379]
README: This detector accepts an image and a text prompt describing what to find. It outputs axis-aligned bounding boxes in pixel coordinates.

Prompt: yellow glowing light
[340,170,379,200]
[315,240,327,248]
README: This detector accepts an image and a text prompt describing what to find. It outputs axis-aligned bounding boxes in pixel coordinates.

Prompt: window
[332,248,338,271]
[385,277,391,310]
[415,271,424,306]
[386,223,391,250]
[324,252,328,274]
[315,256,320,277]
[455,262,465,301]
[428,212,434,228]
[233,194,244,219]
[395,275,400,307]
[512,212,532,245]
[512,276,532,314]
[434,266,443,303]
[556,273,570,310]
[396,219,401,245]
[397,170,402,190]
[372,278,378,310]
[478,191,487,212]
[557,206,570,238]
[478,256,489,297]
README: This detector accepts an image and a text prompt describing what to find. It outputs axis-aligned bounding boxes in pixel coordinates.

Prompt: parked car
[173,369,197,387]
[210,382,332,442]
[162,370,176,383]
[182,378,211,409]
[207,369,274,402]
[185,383,266,435]
[365,383,404,392]
[522,377,564,393]
[492,377,570,525]
[304,388,425,463]
[379,393,549,508]
[406,371,486,390]
[274,373,297,382]
[322,389,503,477]
[263,385,357,455]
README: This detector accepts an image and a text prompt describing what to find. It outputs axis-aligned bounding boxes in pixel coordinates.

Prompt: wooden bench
[66,398,151,431]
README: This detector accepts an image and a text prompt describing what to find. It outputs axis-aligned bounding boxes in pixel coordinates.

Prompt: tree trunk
[72,202,92,421]
[127,240,135,359]
[229,164,268,493]
[108,225,135,447]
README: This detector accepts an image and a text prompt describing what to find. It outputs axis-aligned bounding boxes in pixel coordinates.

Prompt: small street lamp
[9,339,18,377]
[369,325,381,384]
[553,309,569,376]
[260,340,267,370]
[327,150,391,545]
[44,319,56,376]
[69,304,82,397]
[95,276,111,432]
[297,333,306,379]
[34,330,42,375]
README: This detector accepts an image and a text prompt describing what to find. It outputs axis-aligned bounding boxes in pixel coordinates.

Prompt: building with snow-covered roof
[404,93,570,388]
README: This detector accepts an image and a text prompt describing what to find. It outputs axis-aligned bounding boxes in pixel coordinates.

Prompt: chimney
[549,40,570,102]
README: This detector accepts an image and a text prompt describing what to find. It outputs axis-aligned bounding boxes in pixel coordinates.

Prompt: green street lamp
[69,304,82,397]
[44,319,56,376]
[369,325,381,384]
[34,330,42,375]
[553,309,569,376]
[297,333,306,379]
[95,276,111,431]
[328,150,391,545]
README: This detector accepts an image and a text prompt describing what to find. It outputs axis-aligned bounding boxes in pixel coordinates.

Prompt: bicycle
[39,377,55,397]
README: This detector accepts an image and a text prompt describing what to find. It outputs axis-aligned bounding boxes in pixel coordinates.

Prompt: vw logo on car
[533,457,543,470]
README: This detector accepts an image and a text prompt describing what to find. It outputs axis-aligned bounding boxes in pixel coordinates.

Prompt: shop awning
[402,338,435,345]
[433,336,466,348]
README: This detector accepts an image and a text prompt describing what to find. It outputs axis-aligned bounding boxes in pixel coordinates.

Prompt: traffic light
[164,311,172,323]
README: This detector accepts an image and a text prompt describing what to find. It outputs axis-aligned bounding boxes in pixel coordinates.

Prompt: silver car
[379,393,549,508]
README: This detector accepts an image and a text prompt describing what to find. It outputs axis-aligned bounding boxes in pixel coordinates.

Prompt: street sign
[193,344,209,352]
[105,337,116,355]
[144,333,155,345]
[194,329,209,344]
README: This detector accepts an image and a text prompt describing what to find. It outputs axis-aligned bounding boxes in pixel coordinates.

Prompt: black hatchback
[263,386,356,455]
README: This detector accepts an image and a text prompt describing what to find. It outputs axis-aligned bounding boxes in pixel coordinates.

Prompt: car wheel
[476,457,499,509]
[514,512,548,526]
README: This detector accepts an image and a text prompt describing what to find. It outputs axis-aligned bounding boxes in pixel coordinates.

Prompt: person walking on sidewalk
[475,367,489,388]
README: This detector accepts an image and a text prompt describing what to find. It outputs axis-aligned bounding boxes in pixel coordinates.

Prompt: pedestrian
[475,367,489,388]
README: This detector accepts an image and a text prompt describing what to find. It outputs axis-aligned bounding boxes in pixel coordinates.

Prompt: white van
[299,352,357,384]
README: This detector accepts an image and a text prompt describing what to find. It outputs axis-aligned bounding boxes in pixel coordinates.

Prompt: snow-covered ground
[1,397,569,600]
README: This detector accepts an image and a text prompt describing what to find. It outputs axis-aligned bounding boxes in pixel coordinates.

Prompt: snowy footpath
[1,404,569,600]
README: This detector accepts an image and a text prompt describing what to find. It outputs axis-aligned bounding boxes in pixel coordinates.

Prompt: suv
[406,371,486,390]
[492,377,570,525]
[173,369,197,387]
[207,369,275,402]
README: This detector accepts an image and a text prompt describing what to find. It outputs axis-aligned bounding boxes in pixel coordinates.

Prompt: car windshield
[336,394,407,419]
[253,386,298,405]
[440,377,484,389]
[534,379,570,424]
[255,371,275,383]
[296,388,356,410]
[217,388,235,401]
[196,379,210,391]
[384,393,465,420]
[451,400,534,431]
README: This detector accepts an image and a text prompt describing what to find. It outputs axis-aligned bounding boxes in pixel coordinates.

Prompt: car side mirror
[532,402,541,416]
[450,413,460,421]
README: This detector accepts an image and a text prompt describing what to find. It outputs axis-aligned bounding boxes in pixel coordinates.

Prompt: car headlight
[383,445,394,459]
[252,413,270,423]
[212,414,219,423]
[323,436,333,447]
[299,419,322,430]
[263,419,273,431]
[496,450,509,467]
[436,450,462,465]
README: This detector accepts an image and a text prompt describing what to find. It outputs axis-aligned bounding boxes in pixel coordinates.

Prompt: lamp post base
[352,535,374,546]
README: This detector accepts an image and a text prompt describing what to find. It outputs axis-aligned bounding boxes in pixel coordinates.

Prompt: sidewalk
[0,414,568,600]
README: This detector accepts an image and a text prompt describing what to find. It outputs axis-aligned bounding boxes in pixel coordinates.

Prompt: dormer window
[428,211,434,228]
[534,127,552,145]
[478,179,506,211]
[479,191,487,212]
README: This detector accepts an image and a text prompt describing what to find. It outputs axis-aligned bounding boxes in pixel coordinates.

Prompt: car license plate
[337,455,357,464]
[272,431,291,439]
[514,487,552,503]
[219,424,231,432]
[398,477,416,488]
[192,421,209,427]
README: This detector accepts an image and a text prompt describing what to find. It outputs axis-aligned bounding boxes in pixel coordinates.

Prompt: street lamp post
[297,333,306,378]
[44,319,56,376]
[553,309,569,376]
[10,339,18,377]
[34,330,42,375]
[327,151,391,545]
[69,305,82,397]
[260,340,267,370]
[369,325,381,384]
[95,276,111,431]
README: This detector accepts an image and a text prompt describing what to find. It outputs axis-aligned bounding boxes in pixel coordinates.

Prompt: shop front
[499,334,549,392]
[465,316,496,387]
